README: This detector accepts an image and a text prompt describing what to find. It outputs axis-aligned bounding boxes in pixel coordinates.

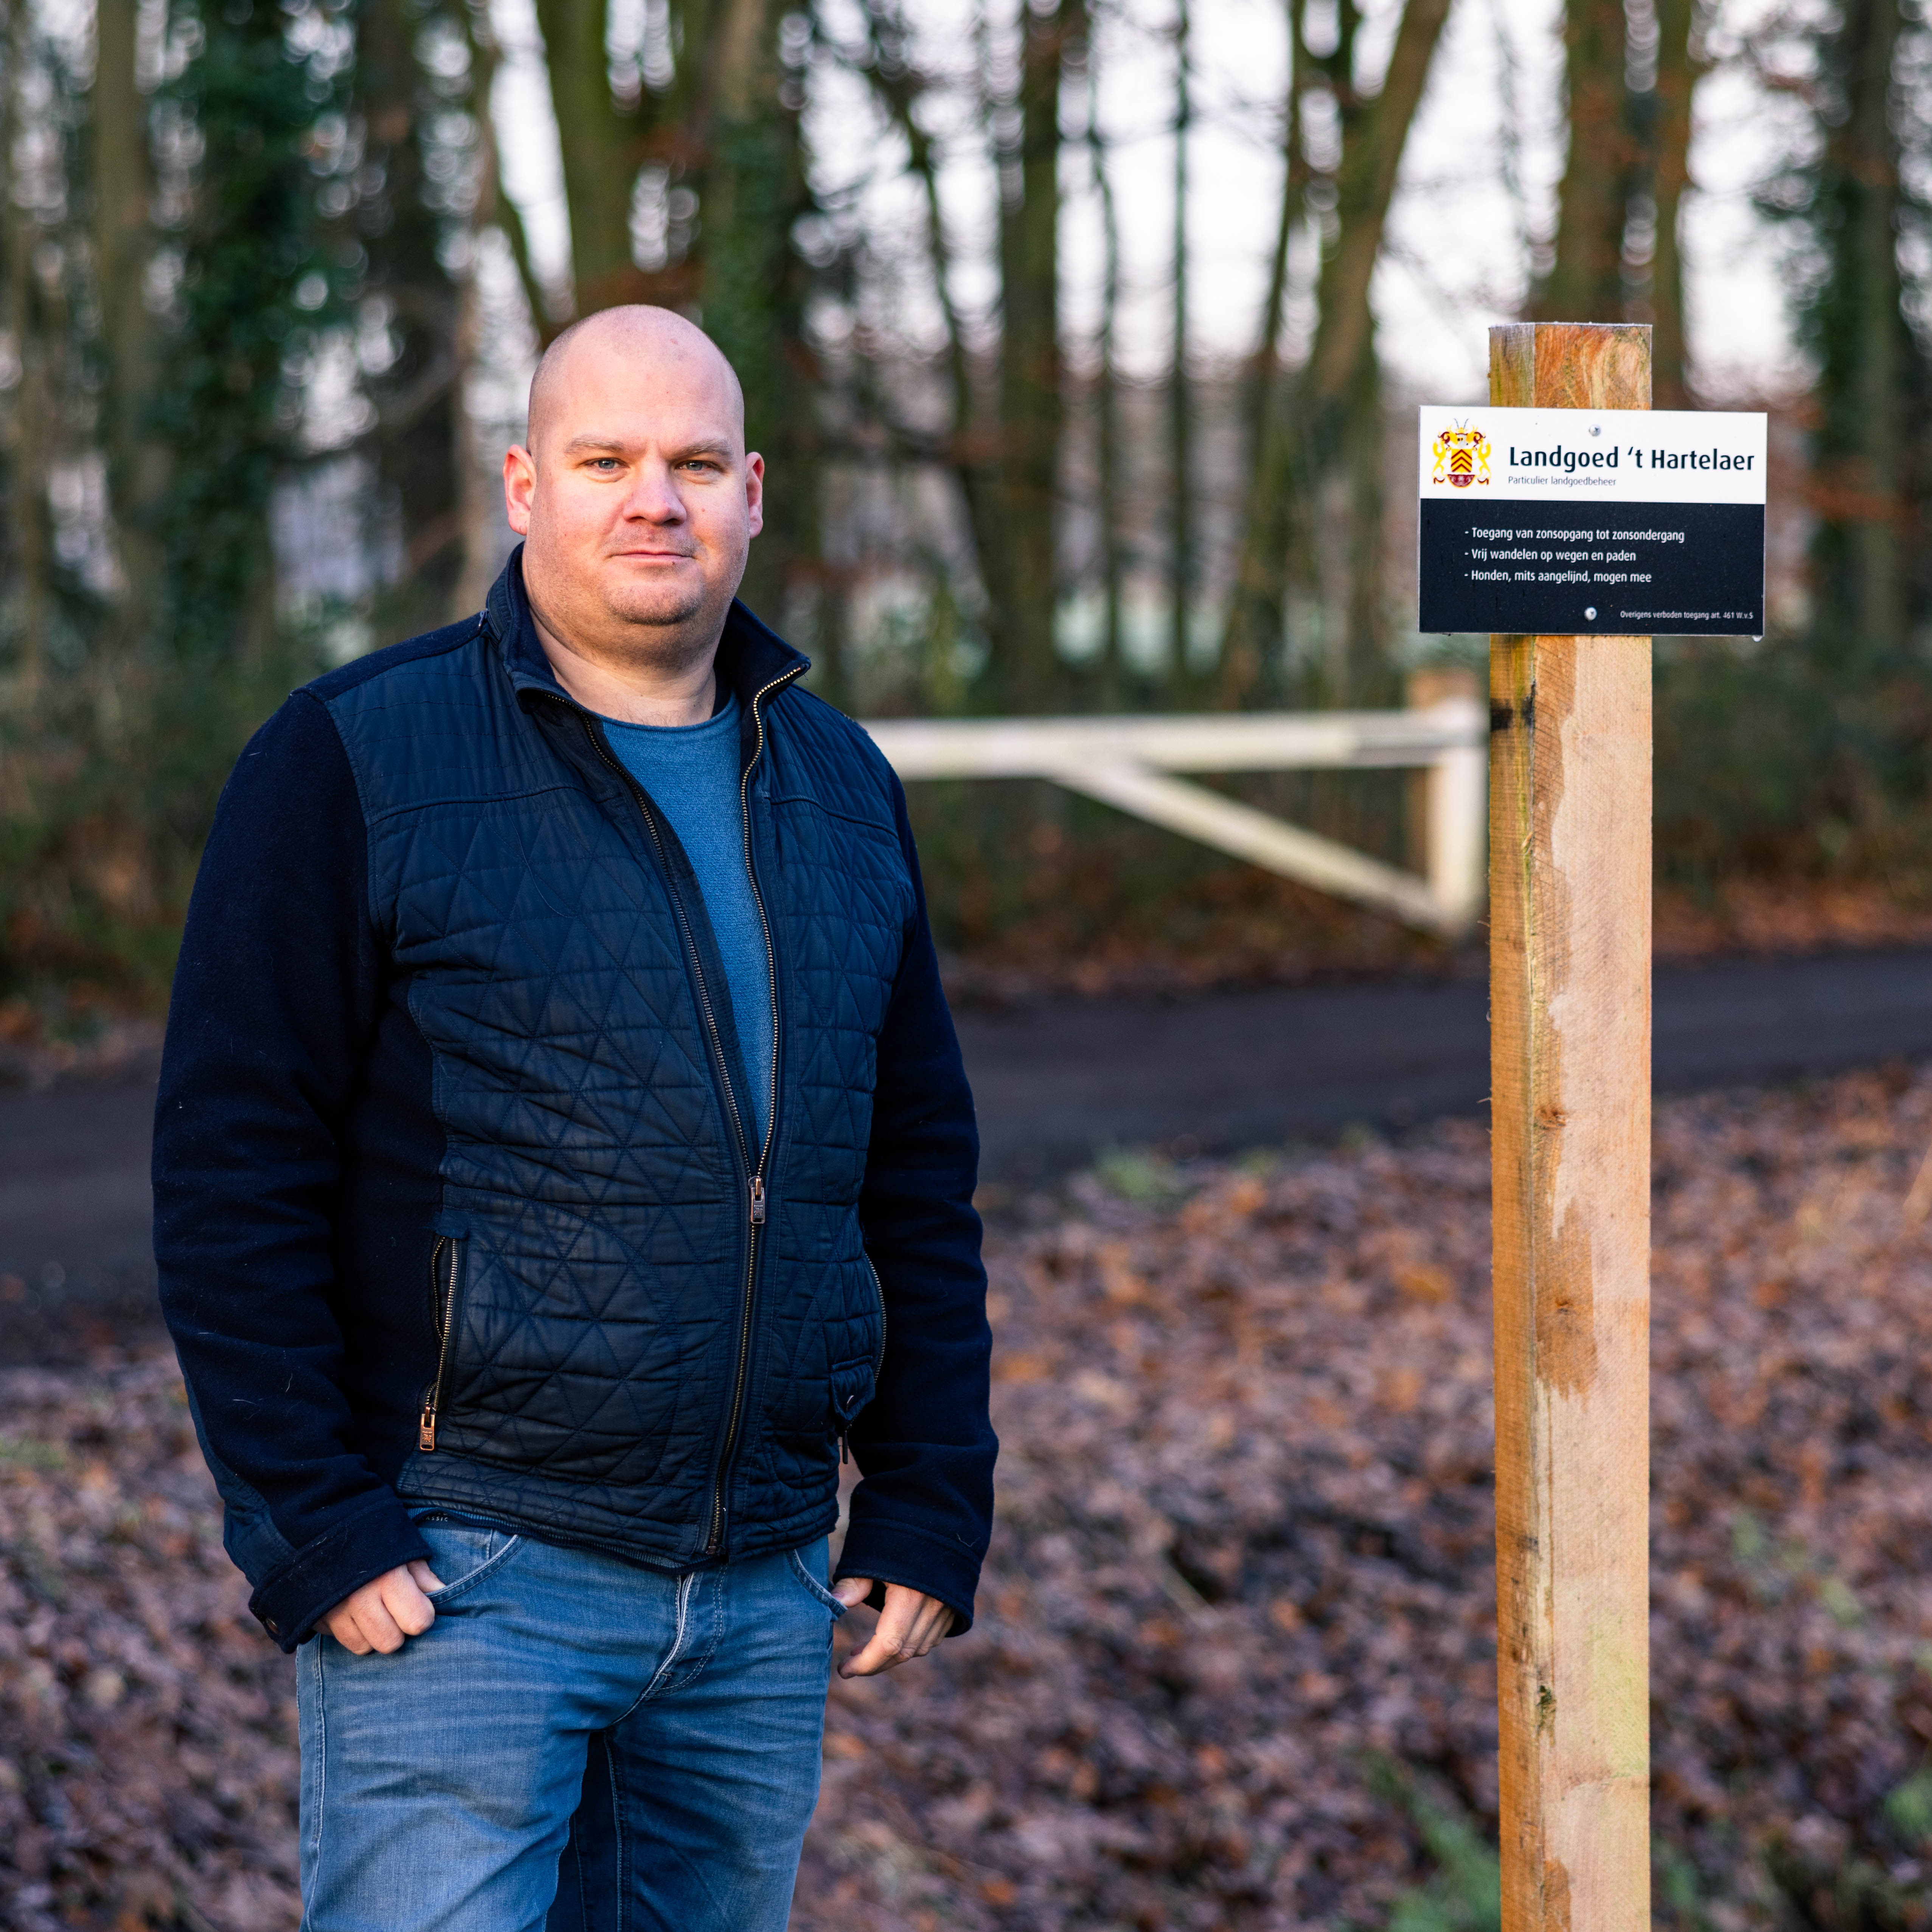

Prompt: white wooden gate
[859,697,1487,938]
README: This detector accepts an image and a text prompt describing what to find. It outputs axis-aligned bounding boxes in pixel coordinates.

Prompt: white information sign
[1417,406,1768,636]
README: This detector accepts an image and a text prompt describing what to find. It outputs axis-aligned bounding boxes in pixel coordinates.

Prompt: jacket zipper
[568,667,800,1556]
[705,667,793,1547]
[419,1234,465,1451]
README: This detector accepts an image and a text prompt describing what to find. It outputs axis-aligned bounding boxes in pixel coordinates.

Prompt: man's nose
[622,463,686,521]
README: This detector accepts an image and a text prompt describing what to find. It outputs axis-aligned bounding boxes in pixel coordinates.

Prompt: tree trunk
[1342,346,1387,700]
[92,0,161,617]
[1308,0,1447,701]
[856,23,1013,694]
[150,1,334,666]
[1167,0,1191,695]
[532,0,646,318]
[1220,0,1447,707]
[451,244,494,618]
[1303,0,1450,406]
[1218,0,1304,708]
[5,234,51,696]
[458,3,551,340]
[453,16,506,619]
[1848,0,1903,653]
[1648,0,1698,408]
[1089,80,1126,710]
[358,0,463,629]
[1536,0,1631,323]
[993,0,1083,711]
[1228,0,1445,707]
[529,0,735,328]
[701,0,815,632]
[1808,0,1906,654]
[7,12,51,691]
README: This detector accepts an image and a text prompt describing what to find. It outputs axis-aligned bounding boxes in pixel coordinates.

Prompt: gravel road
[5,944,1931,1360]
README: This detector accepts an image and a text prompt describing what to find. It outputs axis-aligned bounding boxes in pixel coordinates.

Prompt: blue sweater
[603,693,772,1146]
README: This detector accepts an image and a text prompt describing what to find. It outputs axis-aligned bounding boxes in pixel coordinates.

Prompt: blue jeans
[297,1514,844,1931]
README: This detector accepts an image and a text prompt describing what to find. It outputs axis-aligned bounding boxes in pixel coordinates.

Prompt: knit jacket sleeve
[153,692,430,1649]
[840,774,997,1631]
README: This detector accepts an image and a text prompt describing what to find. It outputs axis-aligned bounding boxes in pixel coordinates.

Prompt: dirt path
[6,945,1932,1361]
[959,943,1932,1178]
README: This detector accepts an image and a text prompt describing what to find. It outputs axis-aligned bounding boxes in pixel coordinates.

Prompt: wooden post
[1489,322,1652,1930]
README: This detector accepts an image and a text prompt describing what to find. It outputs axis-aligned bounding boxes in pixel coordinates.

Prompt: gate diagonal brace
[1054,758,1451,935]
[858,706,1487,940]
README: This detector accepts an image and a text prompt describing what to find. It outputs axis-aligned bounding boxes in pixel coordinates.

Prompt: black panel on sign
[1419,500,1766,636]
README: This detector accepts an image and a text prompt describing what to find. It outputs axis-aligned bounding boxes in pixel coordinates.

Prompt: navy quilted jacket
[153,554,995,1652]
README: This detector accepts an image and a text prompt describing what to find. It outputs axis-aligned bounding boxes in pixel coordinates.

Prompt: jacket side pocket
[418,1234,469,1452]
[865,1254,887,1379]
[830,1356,877,1464]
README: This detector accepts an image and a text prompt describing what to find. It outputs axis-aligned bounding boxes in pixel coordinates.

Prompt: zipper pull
[419,1404,438,1453]
[749,1176,766,1225]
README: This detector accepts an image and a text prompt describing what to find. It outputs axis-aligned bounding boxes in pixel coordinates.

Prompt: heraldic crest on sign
[1431,421,1491,489]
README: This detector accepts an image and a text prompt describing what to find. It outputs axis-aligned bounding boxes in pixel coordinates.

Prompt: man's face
[505,326,764,668]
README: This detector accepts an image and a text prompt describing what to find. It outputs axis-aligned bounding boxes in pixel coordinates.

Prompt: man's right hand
[321,1560,445,1655]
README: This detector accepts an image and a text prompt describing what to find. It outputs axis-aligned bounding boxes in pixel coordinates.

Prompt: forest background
[0,0,1918,1025]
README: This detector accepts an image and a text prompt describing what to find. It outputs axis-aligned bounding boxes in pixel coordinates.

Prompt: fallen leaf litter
[8,1067,1932,1927]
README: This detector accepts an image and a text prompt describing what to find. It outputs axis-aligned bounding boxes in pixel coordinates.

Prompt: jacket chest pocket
[418,1234,469,1452]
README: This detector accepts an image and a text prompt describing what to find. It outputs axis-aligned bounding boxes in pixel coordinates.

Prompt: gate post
[1488,321,1652,1931]
[1407,666,1486,933]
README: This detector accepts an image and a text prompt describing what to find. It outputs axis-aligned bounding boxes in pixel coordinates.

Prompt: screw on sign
[1413,321,1776,1932]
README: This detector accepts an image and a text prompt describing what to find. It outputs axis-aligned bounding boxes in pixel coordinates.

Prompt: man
[153,307,996,1930]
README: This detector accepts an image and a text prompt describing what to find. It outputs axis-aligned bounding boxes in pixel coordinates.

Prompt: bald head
[501,301,765,725]
[526,306,744,457]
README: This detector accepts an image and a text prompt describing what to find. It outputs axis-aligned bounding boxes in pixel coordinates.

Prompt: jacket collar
[485,545,810,715]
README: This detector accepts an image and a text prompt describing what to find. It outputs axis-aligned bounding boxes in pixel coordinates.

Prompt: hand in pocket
[321,1560,446,1655]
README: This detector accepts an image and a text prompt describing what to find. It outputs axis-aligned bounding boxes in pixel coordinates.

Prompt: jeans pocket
[786,1542,847,1619]
[411,1512,525,1604]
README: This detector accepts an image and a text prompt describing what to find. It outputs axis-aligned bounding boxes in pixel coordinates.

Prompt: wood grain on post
[1489,321,1652,1932]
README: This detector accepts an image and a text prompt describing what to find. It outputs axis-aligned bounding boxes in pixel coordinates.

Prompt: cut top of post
[1490,322,1651,412]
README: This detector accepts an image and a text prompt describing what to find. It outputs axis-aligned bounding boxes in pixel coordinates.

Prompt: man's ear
[744,451,766,540]
[504,445,536,536]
